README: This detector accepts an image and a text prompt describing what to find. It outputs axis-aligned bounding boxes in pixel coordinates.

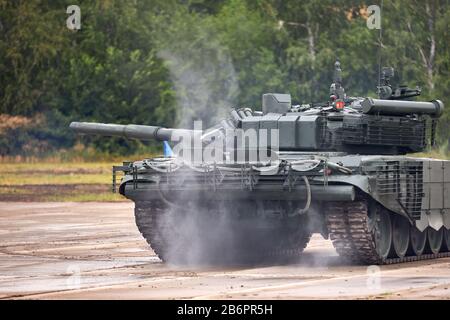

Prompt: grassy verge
[0,162,116,185]
[411,151,450,160]
[43,192,124,202]
[0,145,159,164]
[0,173,112,185]
[0,162,114,172]
[0,161,128,202]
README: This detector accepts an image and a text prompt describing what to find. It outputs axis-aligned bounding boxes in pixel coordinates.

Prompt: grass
[0,161,127,202]
[0,173,112,185]
[43,193,125,202]
[411,142,450,160]
[2,145,153,202]
[0,162,115,173]
[0,161,118,185]
[0,186,29,194]
[0,145,159,163]
[411,151,450,160]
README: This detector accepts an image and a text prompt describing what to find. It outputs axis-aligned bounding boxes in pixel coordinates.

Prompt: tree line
[0,0,448,156]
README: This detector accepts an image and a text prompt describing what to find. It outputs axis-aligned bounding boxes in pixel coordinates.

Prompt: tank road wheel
[326,201,450,264]
[427,227,444,254]
[391,215,410,258]
[371,208,394,260]
[409,226,427,256]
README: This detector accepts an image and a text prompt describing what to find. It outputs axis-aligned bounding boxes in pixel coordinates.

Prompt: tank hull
[117,153,450,265]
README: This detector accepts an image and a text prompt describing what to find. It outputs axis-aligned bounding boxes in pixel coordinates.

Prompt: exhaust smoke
[158,47,239,129]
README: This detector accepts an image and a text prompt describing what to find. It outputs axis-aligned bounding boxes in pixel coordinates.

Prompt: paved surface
[1,202,450,300]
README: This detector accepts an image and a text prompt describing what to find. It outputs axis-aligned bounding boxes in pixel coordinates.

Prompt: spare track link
[325,201,450,265]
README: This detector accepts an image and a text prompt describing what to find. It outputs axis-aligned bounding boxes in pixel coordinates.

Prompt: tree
[0,0,448,156]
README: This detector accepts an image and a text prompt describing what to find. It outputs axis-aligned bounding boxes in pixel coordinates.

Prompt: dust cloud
[155,183,333,268]
[155,33,248,266]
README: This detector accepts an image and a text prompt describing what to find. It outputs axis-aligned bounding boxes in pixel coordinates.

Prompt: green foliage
[0,0,68,115]
[0,0,449,156]
[0,111,74,156]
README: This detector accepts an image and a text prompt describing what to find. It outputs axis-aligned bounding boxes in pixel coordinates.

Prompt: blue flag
[163,141,173,157]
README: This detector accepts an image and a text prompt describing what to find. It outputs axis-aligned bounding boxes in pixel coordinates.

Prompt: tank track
[134,200,312,264]
[325,201,450,265]
[134,201,168,262]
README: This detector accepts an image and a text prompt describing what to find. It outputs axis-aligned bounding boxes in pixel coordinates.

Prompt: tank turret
[70,59,444,157]
[71,95,444,156]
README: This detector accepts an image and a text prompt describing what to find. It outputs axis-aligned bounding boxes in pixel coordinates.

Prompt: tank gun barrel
[362,98,444,117]
[69,122,200,142]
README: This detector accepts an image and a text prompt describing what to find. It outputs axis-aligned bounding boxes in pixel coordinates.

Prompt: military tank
[70,61,449,265]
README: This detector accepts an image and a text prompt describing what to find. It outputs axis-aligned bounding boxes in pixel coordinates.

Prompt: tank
[70,61,450,265]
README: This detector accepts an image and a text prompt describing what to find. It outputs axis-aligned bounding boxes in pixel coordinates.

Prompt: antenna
[330,58,346,100]
[377,0,384,88]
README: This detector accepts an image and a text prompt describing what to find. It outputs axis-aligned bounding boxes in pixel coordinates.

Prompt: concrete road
[0,202,450,299]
